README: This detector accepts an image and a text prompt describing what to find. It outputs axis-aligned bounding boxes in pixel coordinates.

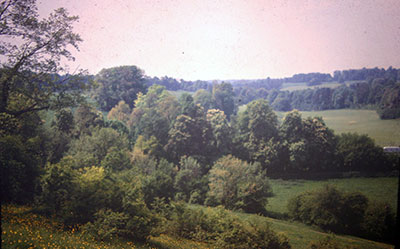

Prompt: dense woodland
[1,1,399,248]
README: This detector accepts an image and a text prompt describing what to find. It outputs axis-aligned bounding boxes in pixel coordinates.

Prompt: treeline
[142,67,400,119]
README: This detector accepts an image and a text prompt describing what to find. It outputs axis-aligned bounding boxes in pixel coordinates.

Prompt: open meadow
[266,177,398,216]
[276,109,400,146]
[280,82,343,91]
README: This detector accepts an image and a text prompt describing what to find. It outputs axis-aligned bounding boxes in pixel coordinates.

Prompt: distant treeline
[144,67,400,119]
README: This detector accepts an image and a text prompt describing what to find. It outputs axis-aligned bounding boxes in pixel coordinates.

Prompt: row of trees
[234,78,400,119]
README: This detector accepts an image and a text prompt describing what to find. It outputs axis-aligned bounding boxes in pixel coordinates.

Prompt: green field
[280,82,342,91]
[167,90,194,98]
[277,109,400,146]
[266,177,398,216]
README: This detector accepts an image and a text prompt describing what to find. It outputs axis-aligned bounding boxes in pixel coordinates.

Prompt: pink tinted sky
[38,0,400,80]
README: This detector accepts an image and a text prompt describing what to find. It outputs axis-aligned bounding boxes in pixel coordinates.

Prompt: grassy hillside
[277,109,400,146]
[267,177,398,216]
[2,205,393,249]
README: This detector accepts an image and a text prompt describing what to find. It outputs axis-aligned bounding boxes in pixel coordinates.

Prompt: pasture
[266,177,398,216]
[280,82,342,91]
[277,109,400,146]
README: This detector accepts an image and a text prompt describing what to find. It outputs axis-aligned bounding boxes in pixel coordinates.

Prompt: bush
[165,203,291,249]
[287,185,368,234]
[83,209,130,241]
[206,155,272,214]
[362,201,396,243]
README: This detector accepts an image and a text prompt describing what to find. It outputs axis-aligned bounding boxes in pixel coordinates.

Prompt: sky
[38,0,400,81]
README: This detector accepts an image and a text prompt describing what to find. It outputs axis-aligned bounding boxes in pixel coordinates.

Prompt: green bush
[287,185,368,234]
[83,209,130,241]
[165,203,291,249]
[206,155,272,214]
[362,201,396,243]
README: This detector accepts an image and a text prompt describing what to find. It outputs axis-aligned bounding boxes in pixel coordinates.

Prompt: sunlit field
[280,82,342,91]
[276,109,400,146]
[266,177,398,216]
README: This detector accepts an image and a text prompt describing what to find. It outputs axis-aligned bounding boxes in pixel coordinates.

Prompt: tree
[206,155,272,214]
[193,89,214,111]
[336,133,389,172]
[206,109,232,157]
[164,111,212,163]
[0,0,87,117]
[233,99,279,167]
[212,82,236,119]
[174,156,207,203]
[128,85,180,149]
[107,100,131,124]
[93,65,147,111]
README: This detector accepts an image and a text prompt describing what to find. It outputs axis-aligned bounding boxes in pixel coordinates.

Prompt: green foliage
[73,104,105,137]
[107,100,131,124]
[140,159,176,207]
[287,185,368,234]
[39,156,76,217]
[207,155,272,214]
[100,148,131,171]
[377,83,400,119]
[174,156,208,203]
[165,204,291,249]
[93,65,147,111]
[0,135,41,203]
[337,133,390,172]
[212,82,236,119]
[0,0,87,117]
[83,209,130,241]
[165,111,212,163]
[120,182,160,241]
[68,127,129,169]
[193,89,214,111]
[233,99,279,166]
[129,85,180,149]
[53,108,75,134]
[362,201,396,242]
[206,109,232,157]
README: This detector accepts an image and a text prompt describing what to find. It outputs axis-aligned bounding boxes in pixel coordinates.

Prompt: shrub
[83,209,130,241]
[206,155,272,214]
[362,201,396,243]
[165,203,291,249]
[287,185,368,234]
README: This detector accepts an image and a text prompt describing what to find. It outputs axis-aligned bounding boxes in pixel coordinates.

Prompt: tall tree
[212,82,236,119]
[0,0,87,117]
[93,65,147,111]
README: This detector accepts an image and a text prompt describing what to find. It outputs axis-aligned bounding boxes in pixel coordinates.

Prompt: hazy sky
[38,0,400,80]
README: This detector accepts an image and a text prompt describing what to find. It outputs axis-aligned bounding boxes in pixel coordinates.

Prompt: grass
[190,205,394,249]
[280,82,343,92]
[2,204,394,249]
[266,177,398,216]
[167,90,194,98]
[277,109,400,146]
[1,205,151,249]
